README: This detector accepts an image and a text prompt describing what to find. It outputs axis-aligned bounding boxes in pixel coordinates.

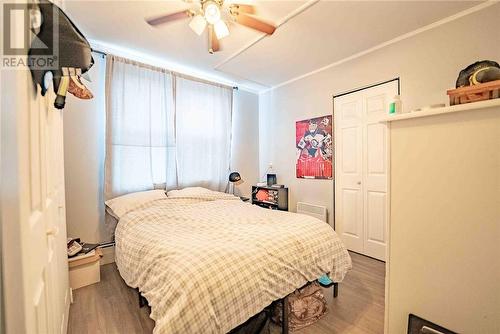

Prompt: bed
[108,189,352,334]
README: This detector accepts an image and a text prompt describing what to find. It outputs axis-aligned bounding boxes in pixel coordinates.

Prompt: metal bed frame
[136,281,339,334]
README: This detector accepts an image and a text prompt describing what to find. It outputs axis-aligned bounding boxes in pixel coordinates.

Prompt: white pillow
[105,190,166,220]
[166,187,212,198]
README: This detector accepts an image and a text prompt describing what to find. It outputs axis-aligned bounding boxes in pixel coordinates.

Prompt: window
[104,55,233,198]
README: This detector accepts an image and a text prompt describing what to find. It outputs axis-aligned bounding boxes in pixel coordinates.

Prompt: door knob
[357,181,361,185]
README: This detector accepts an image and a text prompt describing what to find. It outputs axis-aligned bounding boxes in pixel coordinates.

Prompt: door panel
[341,188,363,252]
[364,85,393,120]
[341,127,359,173]
[366,191,386,243]
[363,82,395,260]
[342,190,358,236]
[28,81,68,334]
[367,123,385,174]
[365,94,385,116]
[30,97,42,209]
[335,80,397,261]
[335,96,363,253]
[34,274,49,333]
[340,100,360,122]
[365,191,387,260]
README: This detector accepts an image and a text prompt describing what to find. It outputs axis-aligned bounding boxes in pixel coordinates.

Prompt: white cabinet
[385,102,500,333]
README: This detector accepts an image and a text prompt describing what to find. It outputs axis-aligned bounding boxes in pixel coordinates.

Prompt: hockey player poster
[295,115,333,179]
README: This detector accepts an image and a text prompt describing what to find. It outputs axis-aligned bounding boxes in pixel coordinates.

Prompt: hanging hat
[455,60,500,88]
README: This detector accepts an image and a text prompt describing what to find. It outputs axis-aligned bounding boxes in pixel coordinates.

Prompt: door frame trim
[333,77,400,99]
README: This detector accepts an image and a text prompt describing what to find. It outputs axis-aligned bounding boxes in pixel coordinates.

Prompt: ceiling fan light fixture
[189,14,207,35]
[204,1,221,24]
[214,20,229,39]
[145,1,275,54]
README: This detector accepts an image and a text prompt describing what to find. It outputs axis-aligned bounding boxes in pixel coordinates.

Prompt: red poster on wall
[296,115,333,179]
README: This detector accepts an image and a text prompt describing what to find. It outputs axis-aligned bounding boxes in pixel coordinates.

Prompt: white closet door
[362,82,395,260]
[334,80,397,261]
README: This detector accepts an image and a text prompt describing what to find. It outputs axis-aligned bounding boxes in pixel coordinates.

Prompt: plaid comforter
[115,193,351,334]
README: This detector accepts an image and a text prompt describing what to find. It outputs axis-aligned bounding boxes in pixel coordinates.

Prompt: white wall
[63,54,107,243]
[63,55,260,243]
[259,4,500,227]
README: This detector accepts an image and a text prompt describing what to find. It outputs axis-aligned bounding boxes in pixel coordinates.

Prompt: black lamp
[229,172,241,182]
[228,172,242,195]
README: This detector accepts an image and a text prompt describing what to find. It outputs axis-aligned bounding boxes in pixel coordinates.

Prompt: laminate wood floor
[68,252,385,334]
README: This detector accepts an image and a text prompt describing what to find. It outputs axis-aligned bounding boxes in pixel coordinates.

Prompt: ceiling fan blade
[234,13,276,35]
[208,25,220,54]
[146,10,193,26]
[229,3,255,14]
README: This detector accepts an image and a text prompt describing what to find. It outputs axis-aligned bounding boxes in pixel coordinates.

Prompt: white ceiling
[65,0,482,92]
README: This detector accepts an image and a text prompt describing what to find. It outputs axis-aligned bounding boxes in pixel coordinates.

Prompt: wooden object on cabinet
[447,80,500,105]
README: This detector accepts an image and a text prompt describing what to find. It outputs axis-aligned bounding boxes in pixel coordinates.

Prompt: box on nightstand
[68,248,103,289]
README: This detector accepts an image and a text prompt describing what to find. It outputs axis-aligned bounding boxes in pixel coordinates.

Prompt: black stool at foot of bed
[317,274,339,298]
[322,282,339,298]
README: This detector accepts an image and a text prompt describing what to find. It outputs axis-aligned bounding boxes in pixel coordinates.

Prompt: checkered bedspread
[115,193,352,334]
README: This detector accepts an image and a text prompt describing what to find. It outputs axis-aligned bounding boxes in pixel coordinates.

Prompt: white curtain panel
[105,56,174,199]
[175,77,233,192]
[105,55,233,198]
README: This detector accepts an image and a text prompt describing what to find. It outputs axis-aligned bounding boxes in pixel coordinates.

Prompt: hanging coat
[28,0,94,109]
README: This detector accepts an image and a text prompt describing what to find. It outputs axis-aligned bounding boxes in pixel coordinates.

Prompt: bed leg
[137,288,147,308]
[282,296,289,334]
[333,283,339,298]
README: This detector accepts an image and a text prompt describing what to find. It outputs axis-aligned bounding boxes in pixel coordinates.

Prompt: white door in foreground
[1,4,70,333]
[334,80,397,261]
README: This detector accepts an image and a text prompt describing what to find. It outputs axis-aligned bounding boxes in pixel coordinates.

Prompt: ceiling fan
[146,0,276,54]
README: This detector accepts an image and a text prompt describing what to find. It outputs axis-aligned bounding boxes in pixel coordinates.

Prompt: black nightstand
[251,186,288,211]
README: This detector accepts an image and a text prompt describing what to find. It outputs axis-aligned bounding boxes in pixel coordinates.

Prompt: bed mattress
[115,193,351,334]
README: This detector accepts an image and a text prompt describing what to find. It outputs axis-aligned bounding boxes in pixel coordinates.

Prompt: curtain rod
[91,48,238,90]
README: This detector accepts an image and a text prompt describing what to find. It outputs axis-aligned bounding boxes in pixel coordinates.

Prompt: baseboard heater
[99,241,115,248]
[296,202,327,222]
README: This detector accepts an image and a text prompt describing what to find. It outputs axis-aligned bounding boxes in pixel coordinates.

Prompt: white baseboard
[100,245,115,265]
